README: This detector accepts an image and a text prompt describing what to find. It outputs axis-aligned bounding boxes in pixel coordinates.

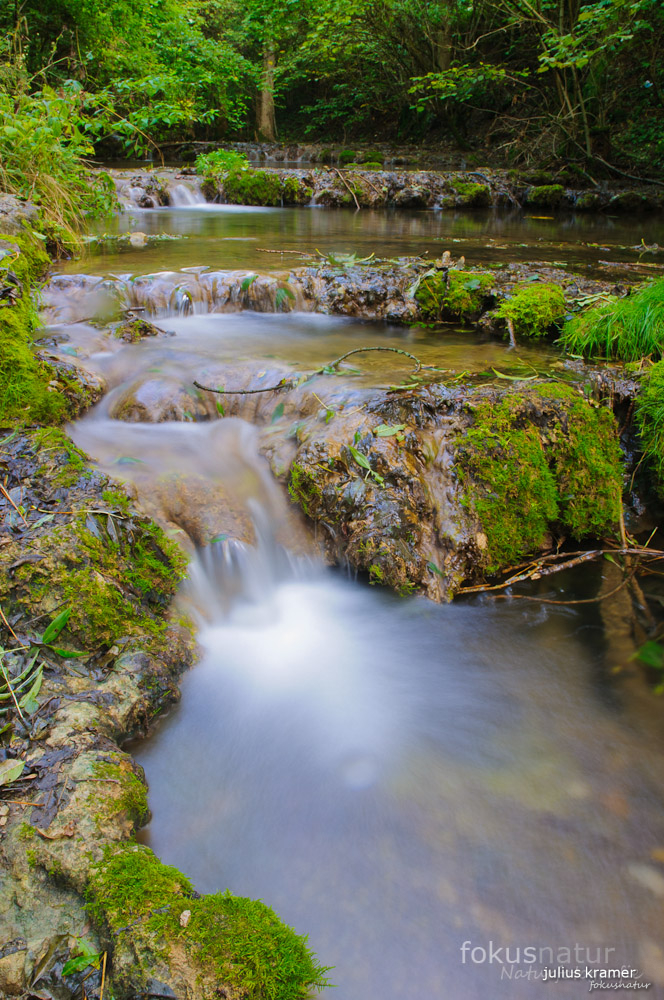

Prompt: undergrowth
[560,280,664,361]
[635,360,664,496]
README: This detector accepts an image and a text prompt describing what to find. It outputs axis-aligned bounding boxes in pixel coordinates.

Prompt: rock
[0,194,40,236]
[110,376,212,422]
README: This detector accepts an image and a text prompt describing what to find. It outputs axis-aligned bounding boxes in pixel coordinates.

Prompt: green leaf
[0,758,25,786]
[631,641,664,670]
[349,445,372,471]
[210,533,228,544]
[374,424,406,437]
[491,368,538,381]
[47,647,88,659]
[19,666,43,714]
[464,278,481,291]
[240,273,258,291]
[216,401,225,416]
[42,609,70,644]
[275,287,295,309]
[115,456,145,465]
[427,560,444,577]
[271,401,285,424]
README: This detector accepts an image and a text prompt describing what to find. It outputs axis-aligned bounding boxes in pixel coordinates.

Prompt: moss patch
[496,281,566,338]
[416,269,495,322]
[456,391,622,572]
[452,181,491,207]
[0,233,73,425]
[88,844,331,999]
[223,168,283,206]
[526,184,565,207]
[288,462,324,518]
[91,760,149,827]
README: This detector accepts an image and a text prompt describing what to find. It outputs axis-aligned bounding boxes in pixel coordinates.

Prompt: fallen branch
[458,546,664,596]
[333,167,361,210]
[194,346,423,395]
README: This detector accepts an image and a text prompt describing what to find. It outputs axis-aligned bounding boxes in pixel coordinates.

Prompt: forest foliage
[0,0,661,179]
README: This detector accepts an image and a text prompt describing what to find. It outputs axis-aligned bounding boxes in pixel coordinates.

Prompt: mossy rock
[87,844,331,1000]
[526,184,566,208]
[223,168,283,206]
[574,191,602,212]
[416,269,495,322]
[0,233,77,425]
[338,150,357,166]
[452,181,492,207]
[359,150,384,165]
[495,281,566,338]
[608,191,652,213]
[456,390,622,572]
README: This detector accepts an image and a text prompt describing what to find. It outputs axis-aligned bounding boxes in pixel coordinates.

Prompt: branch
[193,347,423,396]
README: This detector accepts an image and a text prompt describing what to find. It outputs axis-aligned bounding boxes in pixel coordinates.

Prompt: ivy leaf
[271,401,285,423]
[374,423,406,437]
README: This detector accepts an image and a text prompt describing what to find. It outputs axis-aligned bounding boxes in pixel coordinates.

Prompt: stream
[48,191,664,998]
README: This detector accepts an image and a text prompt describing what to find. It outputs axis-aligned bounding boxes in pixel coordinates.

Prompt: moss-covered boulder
[286,382,623,598]
[526,184,566,208]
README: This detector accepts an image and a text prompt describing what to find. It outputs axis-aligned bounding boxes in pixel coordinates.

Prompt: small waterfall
[42,269,310,324]
[168,182,207,207]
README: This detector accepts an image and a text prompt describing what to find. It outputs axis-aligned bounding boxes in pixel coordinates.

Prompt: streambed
[49,192,664,998]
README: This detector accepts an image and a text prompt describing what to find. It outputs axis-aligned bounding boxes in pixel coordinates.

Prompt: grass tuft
[560,279,664,361]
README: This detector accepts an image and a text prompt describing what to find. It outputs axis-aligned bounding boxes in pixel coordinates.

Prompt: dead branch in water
[194,346,422,395]
[458,545,664,600]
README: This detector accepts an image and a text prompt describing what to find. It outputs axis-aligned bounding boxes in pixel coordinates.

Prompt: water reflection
[56,204,664,277]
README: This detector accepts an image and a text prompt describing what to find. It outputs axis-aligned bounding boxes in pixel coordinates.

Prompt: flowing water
[54,186,664,998]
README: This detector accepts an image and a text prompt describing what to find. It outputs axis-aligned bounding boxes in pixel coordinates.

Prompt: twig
[100,951,107,1000]
[0,485,28,526]
[193,378,293,396]
[458,546,664,595]
[321,347,421,374]
[506,317,517,349]
[333,168,361,210]
[489,575,632,605]
[592,155,664,189]
[0,660,25,722]
[0,800,41,807]
[0,604,19,642]
[256,248,314,256]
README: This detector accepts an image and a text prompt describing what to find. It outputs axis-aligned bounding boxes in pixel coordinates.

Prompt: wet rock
[287,381,624,599]
[0,193,40,235]
[111,376,212,422]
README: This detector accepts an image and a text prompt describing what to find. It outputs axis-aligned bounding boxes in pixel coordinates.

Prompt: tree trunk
[257,46,277,141]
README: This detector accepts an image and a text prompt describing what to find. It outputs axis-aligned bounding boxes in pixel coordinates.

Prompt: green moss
[369,563,384,584]
[338,150,357,166]
[526,184,565,207]
[0,234,73,425]
[358,162,383,171]
[282,175,309,204]
[553,399,623,537]
[359,150,384,164]
[574,191,602,211]
[496,282,566,338]
[288,462,323,518]
[223,168,283,206]
[452,182,491,206]
[92,761,149,826]
[87,843,193,931]
[416,269,495,322]
[88,844,331,999]
[101,488,131,512]
[635,360,664,496]
[33,427,91,486]
[456,393,622,572]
